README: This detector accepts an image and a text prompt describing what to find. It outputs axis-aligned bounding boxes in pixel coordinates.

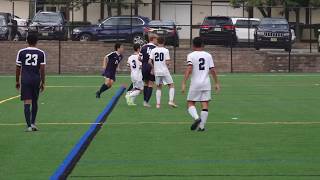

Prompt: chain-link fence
[1,1,320,74]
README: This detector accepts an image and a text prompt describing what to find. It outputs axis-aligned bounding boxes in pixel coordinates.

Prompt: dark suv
[28,11,68,40]
[71,16,150,44]
[200,16,237,45]
[254,18,292,52]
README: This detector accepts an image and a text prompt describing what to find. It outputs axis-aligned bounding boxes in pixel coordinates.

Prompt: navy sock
[143,86,148,101]
[98,84,109,94]
[24,104,31,127]
[31,101,38,125]
[146,87,153,103]
[127,83,133,92]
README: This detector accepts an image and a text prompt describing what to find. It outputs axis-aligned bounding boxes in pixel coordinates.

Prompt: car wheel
[255,45,260,50]
[79,33,92,41]
[285,47,291,52]
[132,34,145,45]
[13,34,20,41]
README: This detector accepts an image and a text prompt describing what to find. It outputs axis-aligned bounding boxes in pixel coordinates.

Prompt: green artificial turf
[0,74,319,180]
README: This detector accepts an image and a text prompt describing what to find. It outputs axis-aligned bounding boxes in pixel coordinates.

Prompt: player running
[125,44,144,106]
[181,37,220,132]
[96,43,124,98]
[140,33,158,107]
[15,34,46,132]
[149,37,177,109]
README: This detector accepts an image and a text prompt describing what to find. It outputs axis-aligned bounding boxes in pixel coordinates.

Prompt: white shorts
[155,74,173,86]
[131,76,144,90]
[187,90,211,102]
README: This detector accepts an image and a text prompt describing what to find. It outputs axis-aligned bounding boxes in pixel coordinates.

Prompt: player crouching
[182,37,220,131]
[96,43,124,98]
[149,37,177,109]
[125,44,144,106]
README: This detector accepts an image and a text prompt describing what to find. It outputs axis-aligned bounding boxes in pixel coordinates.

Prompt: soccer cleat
[197,128,205,132]
[125,94,130,105]
[168,102,178,108]
[156,104,161,109]
[190,119,201,131]
[25,127,33,132]
[31,124,39,131]
[96,91,101,98]
[143,101,151,108]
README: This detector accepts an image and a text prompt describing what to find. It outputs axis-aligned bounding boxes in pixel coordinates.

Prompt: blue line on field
[50,86,126,180]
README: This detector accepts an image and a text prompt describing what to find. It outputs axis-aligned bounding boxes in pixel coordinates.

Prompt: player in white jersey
[182,37,220,131]
[125,44,144,106]
[149,37,177,109]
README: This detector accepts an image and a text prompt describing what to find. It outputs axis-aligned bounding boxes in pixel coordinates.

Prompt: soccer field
[1,74,320,180]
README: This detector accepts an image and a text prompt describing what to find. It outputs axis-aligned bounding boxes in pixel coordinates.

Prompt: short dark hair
[133,43,140,51]
[114,43,122,51]
[193,37,203,48]
[27,34,38,46]
[157,36,165,45]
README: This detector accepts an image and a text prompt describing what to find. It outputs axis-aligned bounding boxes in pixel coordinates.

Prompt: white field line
[0,121,320,126]
[0,95,20,104]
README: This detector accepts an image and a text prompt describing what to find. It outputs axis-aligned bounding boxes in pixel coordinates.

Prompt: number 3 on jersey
[132,60,137,69]
[25,54,38,66]
[199,58,205,70]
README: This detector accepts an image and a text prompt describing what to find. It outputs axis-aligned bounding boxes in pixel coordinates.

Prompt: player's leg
[127,80,143,106]
[165,75,177,107]
[24,99,32,132]
[155,77,162,108]
[21,84,32,131]
[187,101,201,131]
[96,78,113,98]
[30,85,40,131]
[198,101,209,131]
[127,83,133,92]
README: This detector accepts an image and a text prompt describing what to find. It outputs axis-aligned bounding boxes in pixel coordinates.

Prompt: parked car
[0,12,18,41]
[72,16,150,44]
[145,20,180,47]
[254,18,292,52]
[13,15,28,41]
[232,17,260,43]
[200,16,237,45]
[28,11,68,40]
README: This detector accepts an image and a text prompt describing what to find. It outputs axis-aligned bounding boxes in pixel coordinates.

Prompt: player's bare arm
[210,67,220,93]
[15,65,21,90]
[40,64,46,92]
[103,56,108,69]
[182,65,193,94]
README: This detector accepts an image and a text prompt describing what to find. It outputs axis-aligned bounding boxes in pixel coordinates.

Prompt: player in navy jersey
[140,33,158,107]
[96,43,124,98]
[16,34,46,132]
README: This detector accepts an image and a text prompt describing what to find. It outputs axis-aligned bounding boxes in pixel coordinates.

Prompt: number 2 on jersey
[25,54,38,66]
[199,58,205,70]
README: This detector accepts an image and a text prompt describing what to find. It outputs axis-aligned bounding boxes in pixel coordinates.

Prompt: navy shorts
[142,64,155,82]
[102,70,116,81]
[21,83,40,101]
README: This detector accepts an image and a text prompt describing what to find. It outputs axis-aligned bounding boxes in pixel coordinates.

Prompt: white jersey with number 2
[150,47,170,76]
[187,51,215,91]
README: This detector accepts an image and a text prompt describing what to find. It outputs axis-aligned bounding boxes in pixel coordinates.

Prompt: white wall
[0,1,30,19]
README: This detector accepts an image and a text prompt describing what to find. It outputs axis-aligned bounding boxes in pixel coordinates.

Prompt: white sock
[199,110,209,129]
[169,88,175,102]
[188,106,199,120]
[129,90,140,102]
[156,89,161,105]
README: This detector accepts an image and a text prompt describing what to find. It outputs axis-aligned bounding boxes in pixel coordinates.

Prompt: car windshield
[33,13,62,23]
[0,16,6,26]
[204,17,231,25]
[260,19,288,29]
[149,21,174,29]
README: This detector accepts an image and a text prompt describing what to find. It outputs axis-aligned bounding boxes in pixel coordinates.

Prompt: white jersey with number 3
[187,51,215,91]
[127,54,142,80]
[150,47,170,76]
